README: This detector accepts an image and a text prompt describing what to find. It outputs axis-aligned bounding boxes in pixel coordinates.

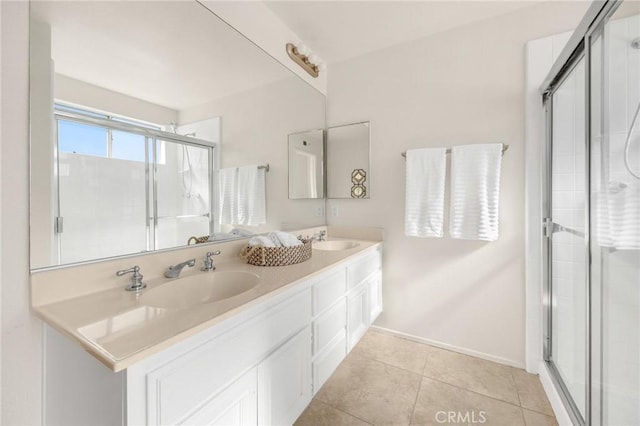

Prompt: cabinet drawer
[312,269,347,315]
[145,289,311,426]
[313,331,347,394]
[347,250,381,290]
[313,299,346,355]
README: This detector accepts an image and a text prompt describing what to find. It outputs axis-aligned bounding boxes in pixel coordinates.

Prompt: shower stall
[542,1,640,424]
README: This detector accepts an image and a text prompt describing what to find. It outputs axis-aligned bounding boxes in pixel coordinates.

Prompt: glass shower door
[547,56,588,421]
[590,4,640,425]
[155,140,213,250]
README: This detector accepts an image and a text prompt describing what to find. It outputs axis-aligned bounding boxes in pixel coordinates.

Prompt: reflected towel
[449,144,503,241]
[217,167,237,225]
[595,181,640,249]
[237,166,266,226]
[405,148,447,237]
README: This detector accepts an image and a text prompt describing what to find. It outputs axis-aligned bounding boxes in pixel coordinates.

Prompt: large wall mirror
[327,122,370,199]
[29,1,326,270]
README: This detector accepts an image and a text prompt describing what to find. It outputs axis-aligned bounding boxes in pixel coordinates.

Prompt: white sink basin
[141,271,260,309]
[313,240,360,251]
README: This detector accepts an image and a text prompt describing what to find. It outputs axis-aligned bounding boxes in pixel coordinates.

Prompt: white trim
[370,326,525,369]
[538,361,573,426]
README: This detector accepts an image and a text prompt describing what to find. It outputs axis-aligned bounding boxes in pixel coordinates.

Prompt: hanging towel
[405,148,447,237]
[449,144,503,241]
[217,167,237,226]
[237,165,266,226]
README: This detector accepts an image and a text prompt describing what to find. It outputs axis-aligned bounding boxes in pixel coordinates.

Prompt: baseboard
[538,361,573,426]
[370,326,525,369]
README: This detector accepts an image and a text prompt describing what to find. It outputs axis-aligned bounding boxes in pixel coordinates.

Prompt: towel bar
[401,144,509,158]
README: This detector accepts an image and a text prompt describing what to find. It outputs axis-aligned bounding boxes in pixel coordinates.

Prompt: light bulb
[318,62,327,72]
[308,54,320,64]
[296,43,310,56]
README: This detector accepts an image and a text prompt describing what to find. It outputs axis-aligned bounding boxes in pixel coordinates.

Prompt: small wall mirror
[327,122,370,199]
[288,129,325,199]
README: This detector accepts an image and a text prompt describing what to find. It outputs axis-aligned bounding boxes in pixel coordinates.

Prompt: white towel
[405,148,447,237]
[217,168,237,226]
[449,144,503,241]
[237,166,266,226]
[272,231,303,247]
[248,236,276,247]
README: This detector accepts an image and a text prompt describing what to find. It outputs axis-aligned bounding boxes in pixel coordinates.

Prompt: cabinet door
[181,368,257,426]
[257,326,312,426]
[347,284,369,352]
[368,272,383,324]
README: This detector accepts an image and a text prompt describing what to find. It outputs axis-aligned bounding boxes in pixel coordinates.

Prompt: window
[55,103,161,163]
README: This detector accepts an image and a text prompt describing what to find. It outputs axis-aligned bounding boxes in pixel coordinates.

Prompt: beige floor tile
[522,409,558,426]
[422,347,519,405]
[411,377,525,426]
[294,399,371,426]
[352,330,430,374]
[511,369,554,416]
[316,351,422,426]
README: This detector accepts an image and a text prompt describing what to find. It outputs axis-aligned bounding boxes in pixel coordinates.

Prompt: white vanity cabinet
[43,244,382,426]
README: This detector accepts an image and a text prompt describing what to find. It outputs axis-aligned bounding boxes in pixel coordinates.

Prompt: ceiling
[264,1,546,64]
[31,1,291,111]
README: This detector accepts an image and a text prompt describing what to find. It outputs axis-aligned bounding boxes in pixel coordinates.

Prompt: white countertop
[32,236,382,371]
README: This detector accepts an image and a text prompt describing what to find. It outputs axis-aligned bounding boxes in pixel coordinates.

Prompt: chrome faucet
[201,251,222,271]
[311,230,327,242]
[116,266,147,292]
[164,258,196,278]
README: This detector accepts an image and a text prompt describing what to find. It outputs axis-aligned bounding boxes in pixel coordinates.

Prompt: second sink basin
[141,271,260,309]
[313,240,360,251]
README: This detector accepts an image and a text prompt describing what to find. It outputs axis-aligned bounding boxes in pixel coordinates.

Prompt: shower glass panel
[550,57,587,420]
[544,1,640,424]
[155,140,213,249]
[590,4,640,425]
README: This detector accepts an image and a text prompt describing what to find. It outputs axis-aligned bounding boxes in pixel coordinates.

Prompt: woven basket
[240,239,312,267]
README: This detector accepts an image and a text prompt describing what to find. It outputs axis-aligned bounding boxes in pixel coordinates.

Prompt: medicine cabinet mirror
[327,122,370,199]
[29,1,326,270]
[288,129,325,199]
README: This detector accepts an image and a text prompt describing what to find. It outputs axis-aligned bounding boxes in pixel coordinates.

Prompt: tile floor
[295,330,557,426]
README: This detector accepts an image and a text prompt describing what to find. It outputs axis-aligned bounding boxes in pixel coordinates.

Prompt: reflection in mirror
[327,122,371,199]
[288,130,324,199]
[29,1,326,270]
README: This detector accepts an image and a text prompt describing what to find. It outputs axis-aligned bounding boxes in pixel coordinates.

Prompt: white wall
[327,2,589,366]
[1,1,42,425]
[180,75,326,234]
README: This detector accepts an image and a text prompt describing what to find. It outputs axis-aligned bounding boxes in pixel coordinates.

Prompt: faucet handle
[116,266,147,292]
[202,251,221,271]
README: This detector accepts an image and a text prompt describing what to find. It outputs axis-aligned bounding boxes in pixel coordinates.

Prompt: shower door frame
[541,1,624,425]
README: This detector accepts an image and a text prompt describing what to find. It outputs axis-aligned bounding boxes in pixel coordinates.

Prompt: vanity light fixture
[286,43,326,78]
